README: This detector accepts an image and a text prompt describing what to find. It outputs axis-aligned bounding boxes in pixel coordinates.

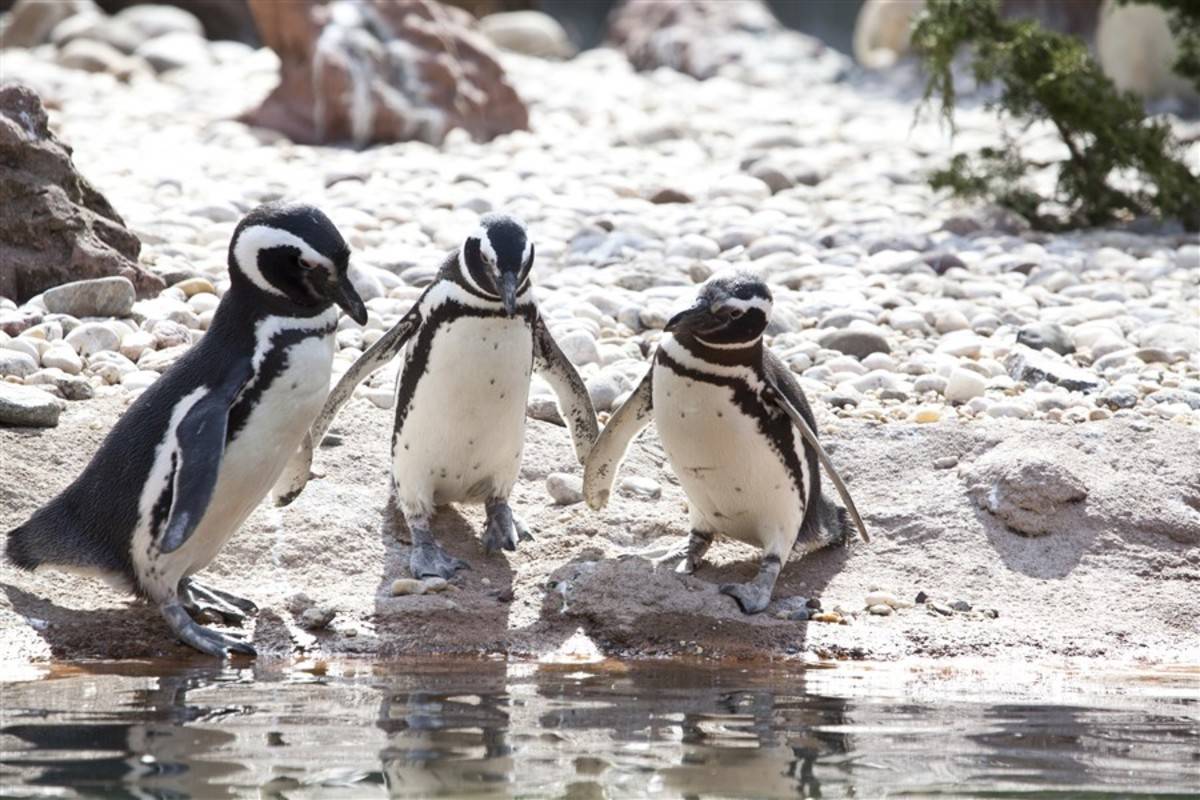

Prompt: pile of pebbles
[0,29,1196,434]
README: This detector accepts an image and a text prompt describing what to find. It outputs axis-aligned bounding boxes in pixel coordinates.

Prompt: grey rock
[934,456,958,469]
[1,0,97,48]
[546,473,584,505]
[1017,322,1073,356]
[134,31,211,72]
[1006,345,1100,393]
[1100,385,1138,410]
[42,277,135,318]
[1146,389,1200,411]
[619,476,662,500]
[0,382,62,427]
[527,395,564,426]
[586,374,621,412]
[299,606,336,631]
[0,350,38,378]
[926,252,966,275]
[950,600,972,612]
[114,4,204,40]
[25,368,94,401]
[965,444,1088,536]
[65,323,120,357]
[818,328,890,359]
[1134,322,1197,352]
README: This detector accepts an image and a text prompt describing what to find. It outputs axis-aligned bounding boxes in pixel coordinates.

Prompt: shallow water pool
[1,658,1197,798]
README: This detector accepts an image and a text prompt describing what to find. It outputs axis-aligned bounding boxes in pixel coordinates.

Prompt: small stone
[649,187,693,204]
[912,406,940,423]
[391,579,426,596]
[119,330,157,361]
[950,599,972,612]
[818,328,890,359]
[40,344,82,375]
[134,31,211,72]
[667,234,720,260]
[65,323,120,357]
[929,602,954,616]
[944,367,987,404]
[868,604,893,616]
[1088,408,1111,421]
[1100,385,1138,410]
[934,309,970,333]
[619,476,662,500]
[175,277,217,297]
[937,330,984,358]
[788,608,811,621]
[0,350,38,378]
[25,368,93,400]
[914,375,948,395]
[914,590,929,604]
[478,10,576,59]
[41,276,135,318]
[299,606,336,630]
[557,330,600,366]
[420,577,449,593]
[0,382,62,427]
[864,590,899,608]
[933,455,959,470]
[527,395,564,425]
[811,612,845,624]
[1006,346,1100,393]
[1017,322,1073,356]
[121,370,160,391]
[546,473,584,505]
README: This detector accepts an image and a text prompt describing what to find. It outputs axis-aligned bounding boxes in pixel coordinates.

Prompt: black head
[665,271,773,347]
[459,212,534,316]
[227,202,368,324]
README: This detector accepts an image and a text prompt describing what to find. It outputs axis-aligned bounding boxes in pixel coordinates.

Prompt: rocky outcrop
[0,84,162,304]
[605,0,846,84]
[240,0,529,147]
[606,0,780,78]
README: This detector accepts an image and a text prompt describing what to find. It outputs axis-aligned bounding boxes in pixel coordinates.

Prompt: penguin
[278,213,599,580]
[4,202,368,658]
[582,271,869,614]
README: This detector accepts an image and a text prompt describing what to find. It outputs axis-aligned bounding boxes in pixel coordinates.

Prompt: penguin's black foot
[677,530,713,575]
[180,579,257,626]
[162,603,256,659]
[483,499,520,555]
[719,582,773,614]
[719,554,781,615]
[410,541,470,579]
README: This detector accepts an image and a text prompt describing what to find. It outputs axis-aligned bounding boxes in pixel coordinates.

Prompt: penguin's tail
[800,492,851,549]
[5,524,42,571]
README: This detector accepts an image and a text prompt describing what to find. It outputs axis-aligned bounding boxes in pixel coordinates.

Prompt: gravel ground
[1,36,1198,668]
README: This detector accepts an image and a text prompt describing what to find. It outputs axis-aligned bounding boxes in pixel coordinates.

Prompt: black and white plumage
[5,202,368,657]
[583,272,868,614]
[280,213,598,580]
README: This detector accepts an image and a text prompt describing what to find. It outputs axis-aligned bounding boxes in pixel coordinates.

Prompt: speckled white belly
[391,315,532,515]
[652,362,805,555]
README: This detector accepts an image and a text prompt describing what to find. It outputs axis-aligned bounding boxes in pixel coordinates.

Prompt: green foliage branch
[911,0,1199,231]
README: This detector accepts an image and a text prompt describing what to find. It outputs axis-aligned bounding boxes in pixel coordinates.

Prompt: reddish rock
[241,0,529,147]
[607,0,780,78]
[0,84,162,304]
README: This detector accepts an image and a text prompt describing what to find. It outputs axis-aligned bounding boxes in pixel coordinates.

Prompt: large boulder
[240,0,529,147]
[0,84,163,304]
[0,0,97,48]
[606,0,780,78]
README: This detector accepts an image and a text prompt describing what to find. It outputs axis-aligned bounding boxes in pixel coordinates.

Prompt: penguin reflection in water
[280,213,598,579]
[5,203,368,657]
[584,272,869,613]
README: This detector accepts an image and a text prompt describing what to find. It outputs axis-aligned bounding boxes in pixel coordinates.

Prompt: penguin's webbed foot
[180,579,257,626]
[483,499,528,555]
[162,602,256,659]
[410,541,470,579]
[719,554,781,615]
[677,530,713,575]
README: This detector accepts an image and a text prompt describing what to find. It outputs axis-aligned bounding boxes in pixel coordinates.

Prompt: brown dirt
[2,394,1199,669]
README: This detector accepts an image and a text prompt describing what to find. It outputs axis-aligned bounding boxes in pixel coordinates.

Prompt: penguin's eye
[728,307,745,319]
[298,258,320,272]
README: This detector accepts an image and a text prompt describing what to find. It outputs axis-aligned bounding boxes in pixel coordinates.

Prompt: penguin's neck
[671,332,763,368]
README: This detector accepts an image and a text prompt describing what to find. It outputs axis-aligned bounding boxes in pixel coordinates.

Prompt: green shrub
[912,0,1199,231]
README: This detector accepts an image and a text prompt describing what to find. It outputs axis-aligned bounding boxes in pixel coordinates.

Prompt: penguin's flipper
[160,368,253,554]
[275,302,423,507]
[761,353,870,544]
[532,314,600,464]
[582,365,654,511]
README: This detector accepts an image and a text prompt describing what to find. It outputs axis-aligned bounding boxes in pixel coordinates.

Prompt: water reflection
[1,660,1197,798]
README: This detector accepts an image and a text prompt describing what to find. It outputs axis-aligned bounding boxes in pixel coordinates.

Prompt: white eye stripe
[719,296,772,313]
[234,225,334,297]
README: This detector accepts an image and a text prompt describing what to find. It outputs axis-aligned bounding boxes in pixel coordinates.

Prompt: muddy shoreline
[3,394,1197,671]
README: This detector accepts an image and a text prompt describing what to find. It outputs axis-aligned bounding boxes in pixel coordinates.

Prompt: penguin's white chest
[174,327,336,578]
[392,315,533,513]
[652,362,805,551]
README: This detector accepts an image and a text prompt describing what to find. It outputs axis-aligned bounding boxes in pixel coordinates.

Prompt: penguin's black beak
[665,299,709,334]
[500,271,519,317]
[333,270,369,325]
